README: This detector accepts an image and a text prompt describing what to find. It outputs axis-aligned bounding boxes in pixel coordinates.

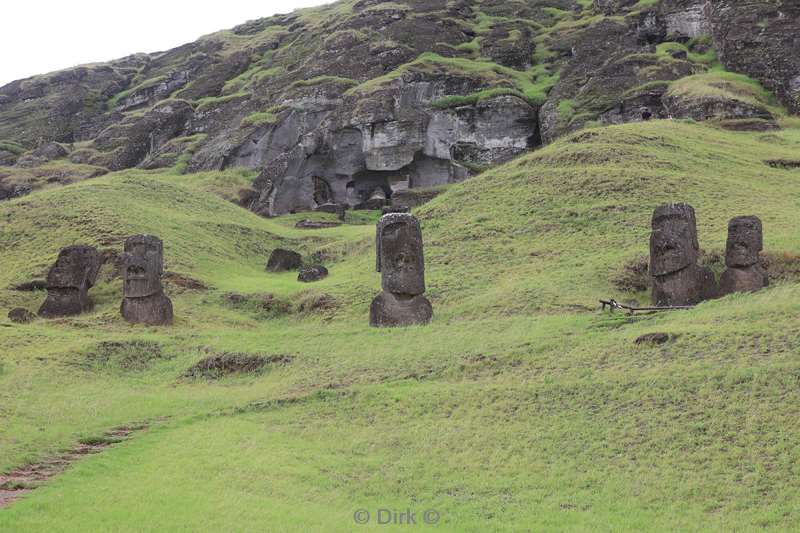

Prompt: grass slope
[1,120,800,531]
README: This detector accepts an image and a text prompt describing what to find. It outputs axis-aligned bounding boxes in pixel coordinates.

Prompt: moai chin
[120,235,173,325]
[719,216,769,295]
[649,203,718,306]
[370,213,433,327]
[38,245,102,317]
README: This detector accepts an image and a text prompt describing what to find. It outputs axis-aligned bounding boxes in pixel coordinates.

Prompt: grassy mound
[1,120,800,531]
[667,71,779,110]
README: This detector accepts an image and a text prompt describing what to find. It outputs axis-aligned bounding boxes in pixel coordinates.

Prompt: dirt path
[0,424,147,509]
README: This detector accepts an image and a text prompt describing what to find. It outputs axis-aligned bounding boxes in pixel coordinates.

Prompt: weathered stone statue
[370,213,433,327]
[120,235,173,325]
[266,248,302,272]
[720,216,769,295]
[38,245,101,317]
[650,203,718,306]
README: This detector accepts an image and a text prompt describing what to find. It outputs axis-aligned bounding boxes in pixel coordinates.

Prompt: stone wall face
[708,0,800,114]
[1,0,798,212]
[229,81,538,217]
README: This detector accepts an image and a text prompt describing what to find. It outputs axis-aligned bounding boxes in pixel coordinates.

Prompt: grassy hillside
[1,119,800,531]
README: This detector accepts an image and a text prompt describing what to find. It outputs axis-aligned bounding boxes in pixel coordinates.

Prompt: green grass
[347,52,556,105]
[240,111,280,128]
[194,92,250,112]
[289,76,358,89]
[0,161,107,193]
[222,66,285,95]
[2,119,800,531]
[667,71,784,116]
[0,140,26,155]
[430,88,527,109]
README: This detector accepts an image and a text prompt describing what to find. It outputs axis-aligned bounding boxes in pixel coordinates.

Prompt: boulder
[297,265,329,283]
[8,308,36,324]
[16,142,69,167]
[0,183,32,201]
[635,332,673,345]
[294,219,342,229]
[266,249,302,272]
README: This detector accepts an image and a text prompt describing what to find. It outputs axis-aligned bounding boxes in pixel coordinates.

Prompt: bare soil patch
[0,424,147,508]
[183,353,293,380]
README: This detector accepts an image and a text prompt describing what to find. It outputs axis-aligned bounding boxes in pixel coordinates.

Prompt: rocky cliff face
[0,0,797,213]
[708,1,800,114]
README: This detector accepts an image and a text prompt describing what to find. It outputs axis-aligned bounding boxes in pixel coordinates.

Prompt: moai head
[122,235,164,298]
[650,203,700,276]
[376,213,425,296]
[726,216,763,268]
[46,245,101,290]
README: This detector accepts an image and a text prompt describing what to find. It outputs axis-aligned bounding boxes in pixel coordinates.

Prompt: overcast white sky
[0,0,334,86]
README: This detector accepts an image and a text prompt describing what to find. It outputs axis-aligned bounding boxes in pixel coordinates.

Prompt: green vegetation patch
[668,70,783,115]
[431,87,527,109]
[183,352,293,380]
[0,140,25,155]
[75,340,169,372]
[240,112,280,128]
[194,92,250,112]
[348,52,556,105]
[2,118,800,531]
[289,76,358,89]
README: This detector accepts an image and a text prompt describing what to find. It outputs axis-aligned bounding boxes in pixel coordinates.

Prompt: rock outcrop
[266,249,303,272]
[298,265,329,283]
[223,76,538,216]
[1,0,798,211]
[707,1,800,114]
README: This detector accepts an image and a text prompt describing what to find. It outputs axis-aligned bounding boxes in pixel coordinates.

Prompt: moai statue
[719,216,769,295]
[38,245,101,318]
[370,213,433,327]
[120,235,173,325]
[650,203,718,306]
